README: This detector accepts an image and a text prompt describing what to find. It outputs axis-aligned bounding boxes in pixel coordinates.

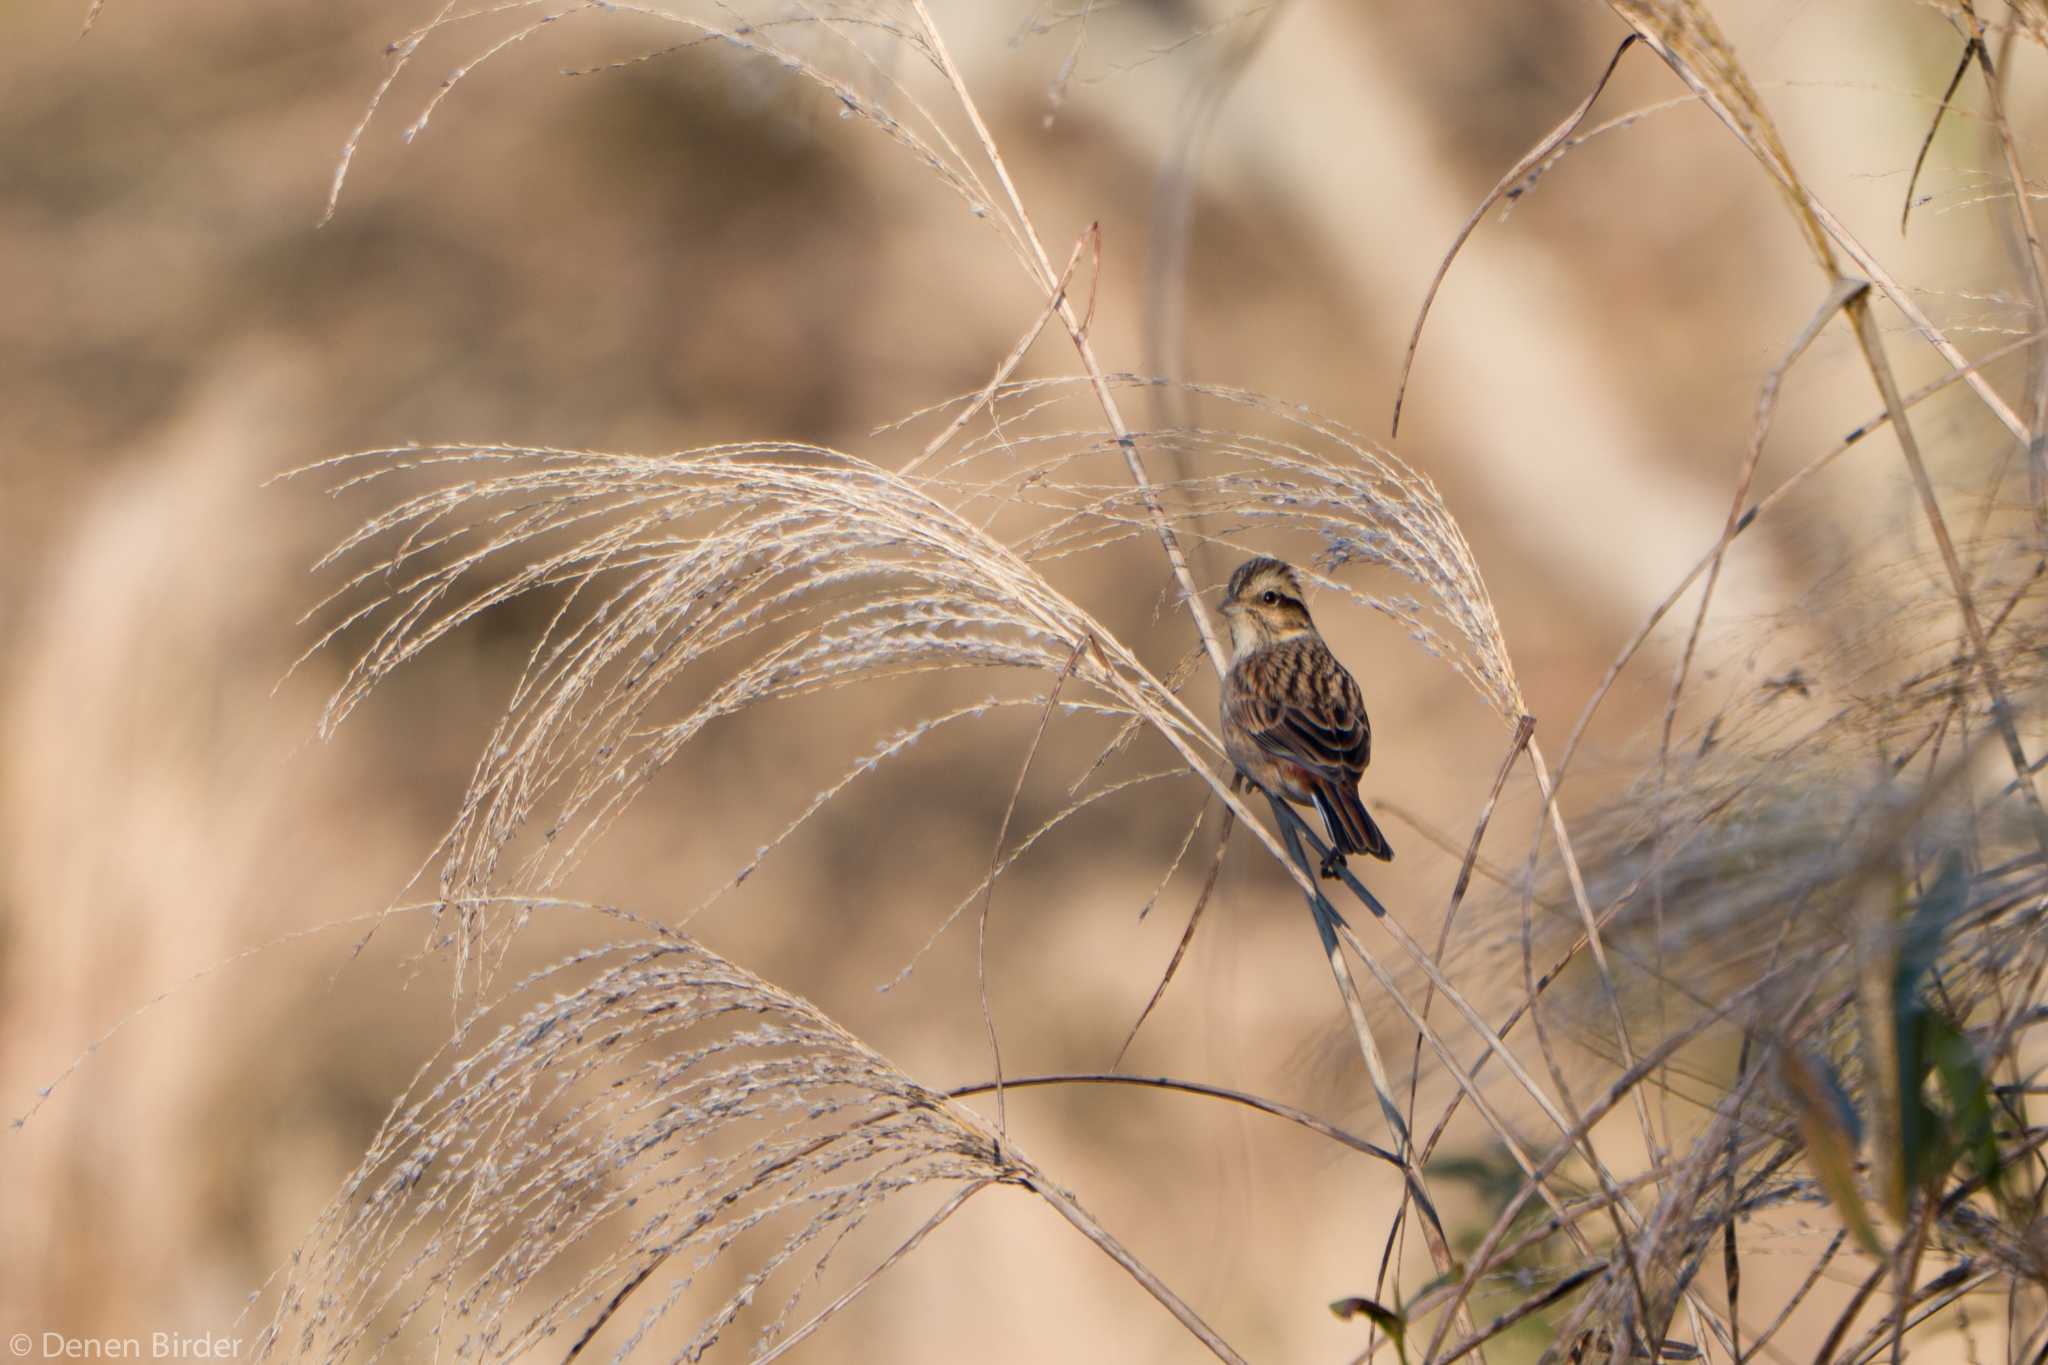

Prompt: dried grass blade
[751,1180,992,1365]
[1525,738,1658,1151]
[1645,276,1867,1165]
[1263,799,1580,1305]
[1811,1259,1888,1365]
[1279,803,1733,1347]
[888,769,1191,991]
[681,700,1017,929]
[1411,1021,1707,1363]
[1434,717,1536,981]
[1274,800,1574,1148]
[1111,803,1233,1071]
[978,638,1088,1139]
[905,230,1093,477]
[1740,1228,1845,1363]
[1264,794,1411,1138]
[1610,3,2030,448]
[1390,34,1640,437]
[1071,641,1206,797]
[1135,793,1213,924]
[1808,195,2031,445]
[1834,1263,1999,1365]
[1900,36,1979,236]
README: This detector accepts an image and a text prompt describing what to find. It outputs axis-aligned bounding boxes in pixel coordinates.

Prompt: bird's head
[1220,556,1316,654]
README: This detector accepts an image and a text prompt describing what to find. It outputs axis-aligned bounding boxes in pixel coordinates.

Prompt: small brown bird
[1220,556,1393,877]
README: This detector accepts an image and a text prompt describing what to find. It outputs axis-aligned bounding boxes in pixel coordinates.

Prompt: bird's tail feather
[1313,783,1394,863]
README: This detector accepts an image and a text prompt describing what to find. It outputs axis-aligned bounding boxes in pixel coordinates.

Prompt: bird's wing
[1230,640,1371,780]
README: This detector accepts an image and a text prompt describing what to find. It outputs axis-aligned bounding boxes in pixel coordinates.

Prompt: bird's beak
[1219,598,1240,617]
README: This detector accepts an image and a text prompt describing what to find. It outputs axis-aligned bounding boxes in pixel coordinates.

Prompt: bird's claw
[1319,849,1347,881]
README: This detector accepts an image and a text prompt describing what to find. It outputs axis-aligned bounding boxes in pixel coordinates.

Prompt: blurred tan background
[2,0,2040,1358]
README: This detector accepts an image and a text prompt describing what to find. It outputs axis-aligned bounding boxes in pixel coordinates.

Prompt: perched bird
[1219,556,1393,877]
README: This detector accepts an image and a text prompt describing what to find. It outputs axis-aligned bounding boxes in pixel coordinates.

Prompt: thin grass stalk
[1842,1266,1999,1365]
[1525,736,1661,1159]
[1378,716,1534,1350]
[1278,802,1619,1176]
[1412,1012,1745,1364]
[1391,33,1642,437]
[1643,276,1870,1219]
[1954,2,2048,538]
[1023,1174,1249,1365]
[1544,326,2045,805]
[904,230,1093,478]
[904,0,1227,677]
[945,1073,1406,1171]
[1900,36,1980,237]
[1601,1,2048,856]
[749,1180,992,1365]
[1112,804,1234,1071]
[1841,288,2048,852]
[977,639,1086,1141]
[1738,1228,1846,1363]
[1431,1263,1610,1365]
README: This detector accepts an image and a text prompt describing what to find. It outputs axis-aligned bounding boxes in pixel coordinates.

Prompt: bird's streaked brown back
[1225,636,1372,779]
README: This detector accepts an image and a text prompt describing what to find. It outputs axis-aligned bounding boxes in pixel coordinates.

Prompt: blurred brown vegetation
[3,0,2045,1359]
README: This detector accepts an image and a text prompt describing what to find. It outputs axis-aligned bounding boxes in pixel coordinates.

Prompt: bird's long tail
[1312,783,1395,863]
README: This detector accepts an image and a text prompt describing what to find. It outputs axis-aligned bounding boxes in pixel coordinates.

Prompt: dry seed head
[921,377,1527,722]
[298,442,1217,995]
[254,925,1015,1361]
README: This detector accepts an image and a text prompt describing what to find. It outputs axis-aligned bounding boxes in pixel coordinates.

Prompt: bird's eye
[1262,590,1278,605]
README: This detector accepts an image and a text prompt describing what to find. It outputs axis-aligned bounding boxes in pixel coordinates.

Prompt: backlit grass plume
[253,922,1227,1361]
[908,376,1527,724]
[297,442,1243,993]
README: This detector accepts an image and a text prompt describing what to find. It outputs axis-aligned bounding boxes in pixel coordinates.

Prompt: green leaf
[1779,1046,1883,1256]
[1883,852,1967,1216]
[1925,1011,2001,1199]
[1895,1003,1942,1199]
[1895,851,1966,1014]
[1331,1296,1407,1364]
